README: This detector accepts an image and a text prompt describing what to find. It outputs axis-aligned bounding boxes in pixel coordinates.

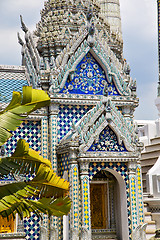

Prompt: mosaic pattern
[88,126,126,152]
[81,175,90,230]
[3,120,41,240]
[89,162,132,240]
[69,163,79,237]
[49,115,58,171]
[72,165,79,228]
[58,153,69,177]
[24,213,40,240]
[0,78,28,103]
[4,120,41,155]
[57,105,92,141]
[60,53,119,96]
[58,218,63,240]
[137,166,144,224]
[41,117,48,159]
[130,177,138,229]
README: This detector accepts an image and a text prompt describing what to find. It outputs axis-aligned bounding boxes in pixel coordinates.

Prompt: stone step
[144,212,152,222]
[146,233,156,240]
[145,142,160,152]
[150,136,160,145]
[141,158,157,168]
[141,150,160,160]
[92,232,117,240]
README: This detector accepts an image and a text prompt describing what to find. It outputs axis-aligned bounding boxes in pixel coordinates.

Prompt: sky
[0,0,158,120]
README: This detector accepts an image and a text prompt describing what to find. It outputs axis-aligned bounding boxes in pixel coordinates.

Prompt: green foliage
[0,86,50,146]
[0,87,71,220]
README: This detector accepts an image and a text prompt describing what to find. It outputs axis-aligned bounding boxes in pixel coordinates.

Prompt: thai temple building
[0,0,152,239]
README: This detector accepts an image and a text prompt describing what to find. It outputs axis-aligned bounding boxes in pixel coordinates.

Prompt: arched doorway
[90,169,129,240]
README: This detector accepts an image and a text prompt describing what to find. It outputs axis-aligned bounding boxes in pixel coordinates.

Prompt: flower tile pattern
[88,125,126,152]
[60,52,119,96]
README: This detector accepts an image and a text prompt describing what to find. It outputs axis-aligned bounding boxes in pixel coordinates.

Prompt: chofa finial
[17,32,24,46]
[20,15,28,33]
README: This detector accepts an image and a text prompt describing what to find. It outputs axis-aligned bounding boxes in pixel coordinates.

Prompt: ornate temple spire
[99,0,122,38]
[35,0,100,58]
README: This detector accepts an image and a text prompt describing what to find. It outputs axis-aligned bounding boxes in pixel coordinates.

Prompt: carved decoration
[60,52,119,96]
[88,125,126,152]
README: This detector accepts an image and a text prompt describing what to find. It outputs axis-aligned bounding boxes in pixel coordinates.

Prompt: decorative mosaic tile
[0,78,28,103]
[88,125,126,152]
[49,115,58,171]
[60,52,119,96]
[81,175,90,231]
[130,176,138,229]
[137,166,144,224]
[58,153,70,177]
[4,120,41,155]
[57,105,92,142]
[58,217,63,240]
[41,117,48,159]
[2,120,41,240]
[24,213,40,240]
[72,165,79,228]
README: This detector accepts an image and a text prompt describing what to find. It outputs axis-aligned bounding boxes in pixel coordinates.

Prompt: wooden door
[90,183,107,229]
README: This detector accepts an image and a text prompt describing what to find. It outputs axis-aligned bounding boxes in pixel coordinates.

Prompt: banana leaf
[0,86,50,146]
[30,197,71,217]
[30,165,70,198]
[0,181,39,220]
[0,139,52,178]
[0,196,71,219]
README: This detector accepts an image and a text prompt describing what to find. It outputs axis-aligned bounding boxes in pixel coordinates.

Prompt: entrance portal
[90,170,118,239]
[90,183,108,229]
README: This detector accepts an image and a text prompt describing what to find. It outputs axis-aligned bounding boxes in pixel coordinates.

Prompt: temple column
[41,115,49,234]
[128,161,138,232]
[69,147,79,240]
[80,160,91,240]
[49,103,59,170]
[136,162,144,225]
[48,103,59,240]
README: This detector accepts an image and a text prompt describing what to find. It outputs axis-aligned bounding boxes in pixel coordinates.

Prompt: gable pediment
[58,97,138,154]
[49,37,132,98]
[87,125,127,152]
[59,52,119,96]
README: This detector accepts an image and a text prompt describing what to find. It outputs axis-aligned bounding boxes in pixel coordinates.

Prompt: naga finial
[17,32,24,46]
[20,15,28,33]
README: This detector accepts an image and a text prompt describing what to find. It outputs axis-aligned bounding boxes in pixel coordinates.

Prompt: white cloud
[0,0,158,120]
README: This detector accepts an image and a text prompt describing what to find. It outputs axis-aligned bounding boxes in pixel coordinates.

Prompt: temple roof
[33,0,122,59]
[0,65,28,108]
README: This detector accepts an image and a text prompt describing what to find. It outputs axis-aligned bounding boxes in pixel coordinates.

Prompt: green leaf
[30,165,70,198]
[0,86,50,146]
[0,139,52,178]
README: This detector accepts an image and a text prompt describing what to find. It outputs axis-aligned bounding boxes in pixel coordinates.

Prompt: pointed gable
[59,52,119,96]
[87,125,126,152]
[59,97,138,154]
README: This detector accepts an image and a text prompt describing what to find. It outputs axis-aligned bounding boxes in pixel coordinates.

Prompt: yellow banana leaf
[0,86,50,146]
[29,197,71,217]
[30,165,70,198]
[0,196,71,219]
[0,182,39,219]
[0,139,52,178]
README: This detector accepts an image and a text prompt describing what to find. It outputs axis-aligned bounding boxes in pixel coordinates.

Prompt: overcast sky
[0,0,158,120]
